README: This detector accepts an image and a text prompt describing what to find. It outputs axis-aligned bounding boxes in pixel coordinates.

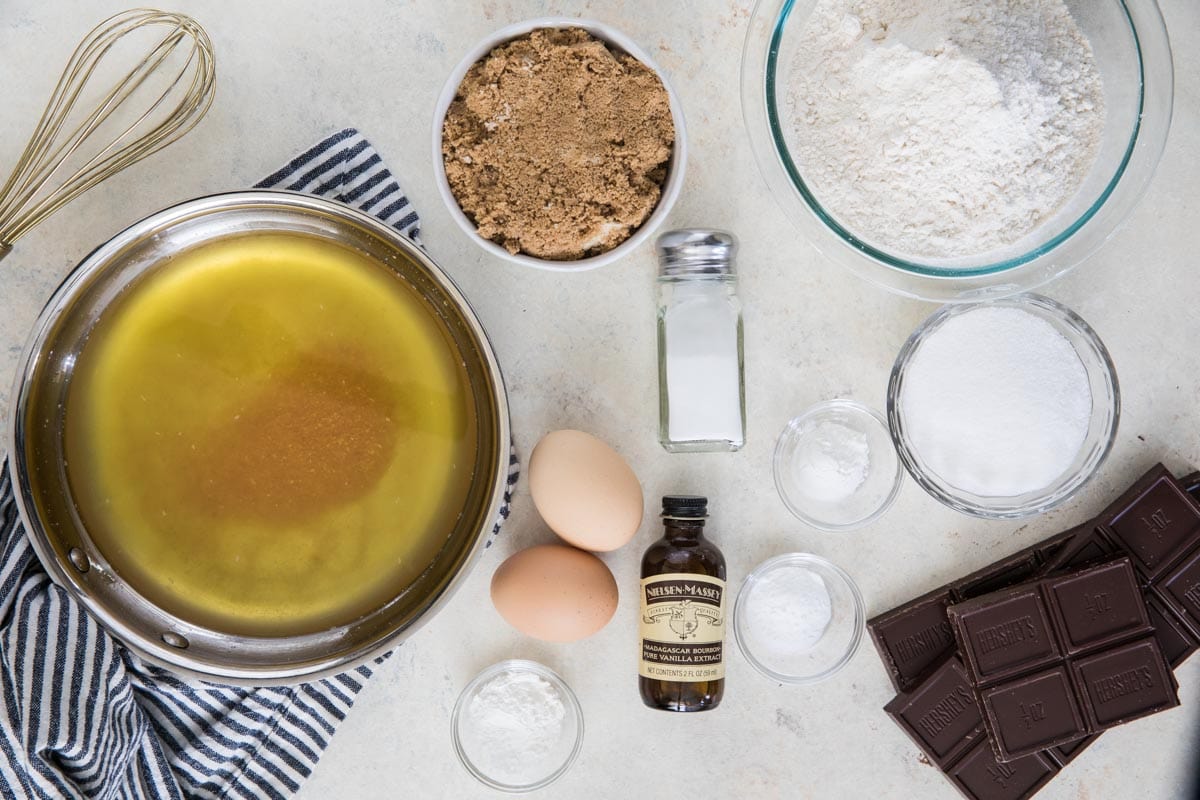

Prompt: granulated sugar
[899,306,1092,497]
[786,0,1105,260]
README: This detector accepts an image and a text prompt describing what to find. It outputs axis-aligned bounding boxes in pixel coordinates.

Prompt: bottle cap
[656,230,737,278]
[662,495,708,518]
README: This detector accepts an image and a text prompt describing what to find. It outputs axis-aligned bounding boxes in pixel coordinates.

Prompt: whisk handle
[0,242,10,263]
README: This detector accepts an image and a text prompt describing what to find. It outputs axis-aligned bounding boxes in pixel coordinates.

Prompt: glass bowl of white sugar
[773,399,903,531]
[734,553,865,684]
[741,0,1174,301]
[887,293,1119,518]
[452,660,584,792]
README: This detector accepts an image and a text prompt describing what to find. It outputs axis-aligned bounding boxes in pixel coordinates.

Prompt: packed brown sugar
[442,28,675,260]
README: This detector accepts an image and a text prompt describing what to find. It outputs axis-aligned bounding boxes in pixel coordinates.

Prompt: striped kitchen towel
[0,128,519,799]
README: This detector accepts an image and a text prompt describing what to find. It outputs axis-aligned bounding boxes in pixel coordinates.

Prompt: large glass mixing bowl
[742,0,1174,302]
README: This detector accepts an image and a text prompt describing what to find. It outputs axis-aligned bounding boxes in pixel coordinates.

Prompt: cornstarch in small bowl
[453,660,583,791]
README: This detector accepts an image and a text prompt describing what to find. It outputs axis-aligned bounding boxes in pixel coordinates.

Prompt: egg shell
[490,544,618,642]
[528,429,643,552]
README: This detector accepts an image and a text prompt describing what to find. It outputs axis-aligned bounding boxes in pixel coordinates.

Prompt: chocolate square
[1041,526,1118,575]
[1048,734,1098,767]
[949,589,1060,686]
[885,657,984,768]
[1033,528,1083,567]
[868,589,956,692]
[1145,594,1198,667]
[952,550,1043,603]
[1044,558,1151,655]
[1180,470,1200,500]
[1070,637,1179,729]
[1101,466,1200,579]
[980,667,1087,760]
[1154,543,1200,638]
[946,741,1058,800]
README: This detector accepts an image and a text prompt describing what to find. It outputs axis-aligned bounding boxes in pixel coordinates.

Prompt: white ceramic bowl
[432,17,688,272]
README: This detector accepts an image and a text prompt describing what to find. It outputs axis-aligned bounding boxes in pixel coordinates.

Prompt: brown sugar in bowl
[433,18,688,271]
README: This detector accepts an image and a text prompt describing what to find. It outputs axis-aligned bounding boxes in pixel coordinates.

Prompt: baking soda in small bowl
[734,554,865,684]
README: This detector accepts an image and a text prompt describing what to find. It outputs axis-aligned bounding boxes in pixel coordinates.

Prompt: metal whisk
[0,8,215,262]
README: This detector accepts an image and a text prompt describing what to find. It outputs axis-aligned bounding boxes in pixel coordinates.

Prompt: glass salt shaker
[656,229,745,453]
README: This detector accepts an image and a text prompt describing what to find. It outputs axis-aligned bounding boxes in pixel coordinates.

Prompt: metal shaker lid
[655,229,737,277]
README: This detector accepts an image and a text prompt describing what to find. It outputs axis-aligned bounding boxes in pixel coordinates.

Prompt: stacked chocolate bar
[870,464,1200,799]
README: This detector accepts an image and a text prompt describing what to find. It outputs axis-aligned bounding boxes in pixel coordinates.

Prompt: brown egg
[490,544,618,642]
[528,429,643,552]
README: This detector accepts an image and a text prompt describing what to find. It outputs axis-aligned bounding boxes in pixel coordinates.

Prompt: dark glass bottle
[638,495,726,712]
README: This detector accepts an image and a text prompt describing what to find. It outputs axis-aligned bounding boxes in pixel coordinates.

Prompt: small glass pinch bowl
[773,399,902,531]
[734,553,865,685]
[452,659,584,793]
[887,293,1119,519]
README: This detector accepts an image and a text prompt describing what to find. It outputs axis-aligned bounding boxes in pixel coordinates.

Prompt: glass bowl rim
[885,292,1120,519]
[763,0,1145,278]
[740,0,1175,301]
[451,658,585,792]
[772,399,904,532]
[733,552,865,685]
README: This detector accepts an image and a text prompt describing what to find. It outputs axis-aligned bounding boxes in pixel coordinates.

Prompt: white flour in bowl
[786,0,1105,261]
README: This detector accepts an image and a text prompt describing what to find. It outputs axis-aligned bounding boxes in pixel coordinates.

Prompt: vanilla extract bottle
[639,495,726,712]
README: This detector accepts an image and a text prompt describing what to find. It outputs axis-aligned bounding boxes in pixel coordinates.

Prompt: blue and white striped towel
[0,128,518,799]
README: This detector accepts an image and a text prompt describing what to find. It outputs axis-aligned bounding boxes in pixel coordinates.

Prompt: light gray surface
[1,1,1197,798]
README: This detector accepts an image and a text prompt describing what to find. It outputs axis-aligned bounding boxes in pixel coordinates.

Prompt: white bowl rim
[431,16,689,272]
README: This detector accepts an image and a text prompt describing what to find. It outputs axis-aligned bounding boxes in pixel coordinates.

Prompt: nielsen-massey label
[638,572,726,682]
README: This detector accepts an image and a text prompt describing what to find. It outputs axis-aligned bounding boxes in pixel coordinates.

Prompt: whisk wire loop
[0,8,215,254]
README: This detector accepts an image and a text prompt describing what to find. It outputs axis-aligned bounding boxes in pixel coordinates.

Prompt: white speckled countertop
[2,1,1198,798]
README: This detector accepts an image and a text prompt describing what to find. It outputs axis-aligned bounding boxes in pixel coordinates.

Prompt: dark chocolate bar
[1153,543,1200,638]
[1042,559,1151,655]
[953,549,1044,602]
[884,657,984,768]
[1070,637,1179,729]
[1047,734,1097,767]
[1145,594,1198,667]
[946,740,1058,800]
[1180,471,1200,500]
[1099,465,1200,579]
[868,588,957,692]
[979,667,1087,759]
[869,538,1070,692]
[948,587,1060,687]
[1032,528,1082,567]
[873,465,1198,796]
[1040,525,1118,575]
[949,557,1170,760]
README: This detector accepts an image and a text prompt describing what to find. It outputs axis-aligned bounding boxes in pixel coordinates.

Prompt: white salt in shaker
[656,229,745,453]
